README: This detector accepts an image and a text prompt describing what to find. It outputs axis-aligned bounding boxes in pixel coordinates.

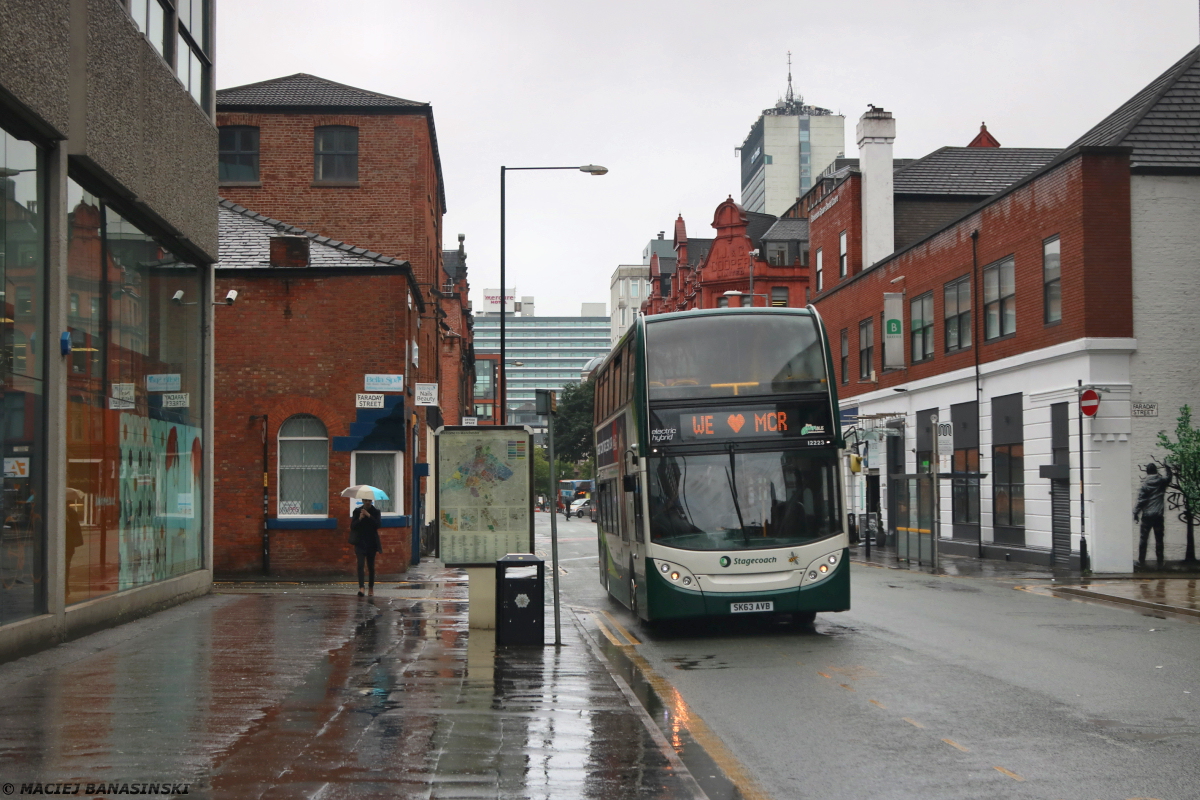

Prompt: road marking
[817,672,831,679]
[869,699,887,709]
[902,718,925,728]
[592,615,623,648]
[622,648,776,800]
[600,609,641,646]
[993,766,1024,781]
[839,684,855,692]
[942,738,969,752]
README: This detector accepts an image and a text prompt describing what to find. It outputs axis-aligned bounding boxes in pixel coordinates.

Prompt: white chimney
[856,106,896,268]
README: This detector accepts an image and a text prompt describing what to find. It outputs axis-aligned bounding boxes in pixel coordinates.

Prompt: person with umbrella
[343,485,386,596]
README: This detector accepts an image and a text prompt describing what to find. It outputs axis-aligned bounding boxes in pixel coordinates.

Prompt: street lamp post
[499,164,607,424]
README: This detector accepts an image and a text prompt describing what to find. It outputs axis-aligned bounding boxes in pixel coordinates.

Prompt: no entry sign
[1080,389,1101,417]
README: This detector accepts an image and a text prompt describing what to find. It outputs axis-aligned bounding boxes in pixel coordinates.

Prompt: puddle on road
[662,654,729,671]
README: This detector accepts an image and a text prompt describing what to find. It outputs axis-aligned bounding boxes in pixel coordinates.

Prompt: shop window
[278,415,329,516]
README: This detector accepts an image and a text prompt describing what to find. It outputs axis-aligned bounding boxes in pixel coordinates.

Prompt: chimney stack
[856,106,896,268]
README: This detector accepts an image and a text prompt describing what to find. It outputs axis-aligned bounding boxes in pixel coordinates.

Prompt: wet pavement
[850,541,1200,620]
[0,562,703,799]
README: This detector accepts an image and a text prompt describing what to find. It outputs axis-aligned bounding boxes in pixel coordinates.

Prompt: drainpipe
[970,230,982,559]
[251,414,269,574]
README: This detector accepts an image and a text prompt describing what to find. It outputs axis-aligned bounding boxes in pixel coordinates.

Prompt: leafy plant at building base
[1155,405,1200,563]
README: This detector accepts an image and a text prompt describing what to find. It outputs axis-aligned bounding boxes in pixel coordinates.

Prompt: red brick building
[794,45,1200,573]
[212,74,467,576]
[642,198,809,314]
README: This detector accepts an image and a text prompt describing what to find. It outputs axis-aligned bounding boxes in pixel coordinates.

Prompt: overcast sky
[218,0,1199,317]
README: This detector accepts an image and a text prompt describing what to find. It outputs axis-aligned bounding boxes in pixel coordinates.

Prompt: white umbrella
[340,485,390,501]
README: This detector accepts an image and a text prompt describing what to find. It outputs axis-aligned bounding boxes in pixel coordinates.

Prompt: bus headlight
[651,559,699,591]
[801,551,842,586]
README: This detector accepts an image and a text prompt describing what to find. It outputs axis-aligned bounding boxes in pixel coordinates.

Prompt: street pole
[540,391,561,647]
[1077,379,1090,573]
[499,166,506,425]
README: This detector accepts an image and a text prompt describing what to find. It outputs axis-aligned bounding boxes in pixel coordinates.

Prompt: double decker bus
[592,307,848,624]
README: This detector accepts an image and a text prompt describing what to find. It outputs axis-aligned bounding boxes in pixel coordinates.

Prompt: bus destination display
[649,404,834,446]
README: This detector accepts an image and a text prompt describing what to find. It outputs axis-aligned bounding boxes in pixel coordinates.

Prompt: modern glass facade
[0,126,47,626]
[64,179,206,606]
[474,315,610,426]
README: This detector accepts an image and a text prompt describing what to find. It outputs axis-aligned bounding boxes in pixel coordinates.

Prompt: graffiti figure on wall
[1134,462,1173,570]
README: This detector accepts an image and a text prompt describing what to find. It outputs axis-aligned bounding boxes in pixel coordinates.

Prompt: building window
[858,318,874,380]
[950,401,980,530]
[716,296,729,308]
[839,231,848,277]
[766,242,788,266]
[174,0,210,108]
[314,126,358,182]
[15,286,32,317]
[993,444,1024,527]
[944,276,971,352]
[983,257,1016,339]
[352,451,400,513]
[128,0,168,56]
[218,126,259,182]
[910,292,934,363]
[278,415,329,516]
[770,286,788,307]
[69,293,79,317]
[815,248,823,291]
[840,329,848,385]
[631,280,639,298]
[1043,236,1061,324]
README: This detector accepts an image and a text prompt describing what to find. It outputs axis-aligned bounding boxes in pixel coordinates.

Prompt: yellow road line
[942,738,969,752]
[869,699,887,709]
[839,683,855,692]
[902,718,925,728]
[993,766,1024,781]
[624,648,775,800]
[600,609,641,646]
[817,671,831,679]
[592,614,622,648]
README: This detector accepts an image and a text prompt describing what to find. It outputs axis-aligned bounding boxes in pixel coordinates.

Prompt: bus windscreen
[645,313,827,400]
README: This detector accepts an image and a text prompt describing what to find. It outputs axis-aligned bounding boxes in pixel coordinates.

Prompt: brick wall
[811,149,1132,398]
[213,270,415,577]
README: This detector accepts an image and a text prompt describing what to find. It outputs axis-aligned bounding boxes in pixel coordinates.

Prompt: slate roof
[684,238,713,267]
[442,249,466,282]
[657,256,678,276]
[216,73,426,110]
[761,218,809,241]
[745,211,778,244]
[1068,44,1200,170]
[892,147,1060,196]
[216,199,411,270]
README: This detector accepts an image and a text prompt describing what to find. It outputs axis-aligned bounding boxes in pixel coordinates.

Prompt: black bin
[496,553,544,646]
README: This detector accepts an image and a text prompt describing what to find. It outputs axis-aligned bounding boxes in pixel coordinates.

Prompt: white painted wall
[1129,174,1200,563]
[856,111,896,268]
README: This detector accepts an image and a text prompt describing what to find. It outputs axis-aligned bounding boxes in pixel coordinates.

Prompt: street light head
[579,164,609,175]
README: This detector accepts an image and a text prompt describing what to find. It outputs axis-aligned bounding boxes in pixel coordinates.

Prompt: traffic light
[535,389,557,416]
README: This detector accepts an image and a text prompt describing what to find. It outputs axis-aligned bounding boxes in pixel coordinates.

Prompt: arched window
[278,414,328,516]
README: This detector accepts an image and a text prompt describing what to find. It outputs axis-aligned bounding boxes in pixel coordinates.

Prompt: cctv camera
[224,290,238,305]
[171,290,185,305]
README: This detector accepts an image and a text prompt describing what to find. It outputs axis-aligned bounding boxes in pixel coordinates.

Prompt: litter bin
[496,553,544,646]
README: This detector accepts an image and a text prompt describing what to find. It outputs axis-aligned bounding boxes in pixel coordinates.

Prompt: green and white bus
[592,307,849,625]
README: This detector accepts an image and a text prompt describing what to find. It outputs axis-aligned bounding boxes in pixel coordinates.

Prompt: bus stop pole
[547,405,562,647]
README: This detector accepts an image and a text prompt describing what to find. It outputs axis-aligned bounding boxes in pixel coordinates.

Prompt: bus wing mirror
[623,475,637,493]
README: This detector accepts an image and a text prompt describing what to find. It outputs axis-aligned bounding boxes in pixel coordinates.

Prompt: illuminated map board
[436,426,534,567]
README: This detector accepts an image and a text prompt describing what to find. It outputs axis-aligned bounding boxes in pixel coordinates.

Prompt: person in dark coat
[1134,462,1173,570]
[351,499,383,596]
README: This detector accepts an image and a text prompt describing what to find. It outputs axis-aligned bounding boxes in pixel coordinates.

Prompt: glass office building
[474,315,611,427]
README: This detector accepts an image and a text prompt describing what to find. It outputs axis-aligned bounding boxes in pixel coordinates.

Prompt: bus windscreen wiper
[725,445,748,546]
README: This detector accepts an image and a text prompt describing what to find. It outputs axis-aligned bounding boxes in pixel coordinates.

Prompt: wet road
[548,512,1200,800]
[0,565,699,799]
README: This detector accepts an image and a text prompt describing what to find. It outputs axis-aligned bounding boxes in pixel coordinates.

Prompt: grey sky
[218,1,1199,317]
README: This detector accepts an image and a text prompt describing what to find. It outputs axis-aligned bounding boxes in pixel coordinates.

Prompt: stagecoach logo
[719,555,778,568]
[651,427,677,443]
[800,424,826,435]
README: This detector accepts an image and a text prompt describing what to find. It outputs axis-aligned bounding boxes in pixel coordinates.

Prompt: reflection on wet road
[0,567,702,798]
